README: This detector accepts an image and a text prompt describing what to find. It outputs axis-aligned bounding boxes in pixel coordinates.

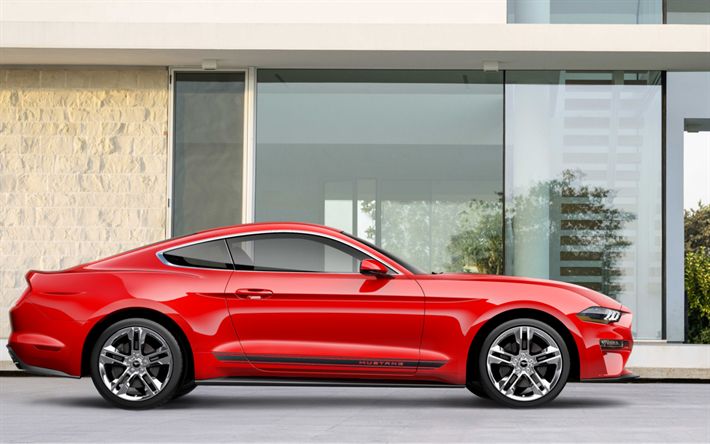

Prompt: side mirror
[359,259,389,277]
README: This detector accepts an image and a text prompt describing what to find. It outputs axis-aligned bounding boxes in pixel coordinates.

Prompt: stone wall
[0,68,169,338]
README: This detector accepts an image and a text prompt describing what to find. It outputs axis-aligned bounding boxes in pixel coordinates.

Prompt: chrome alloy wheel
[485,325,563,402]
[98,326,173,402]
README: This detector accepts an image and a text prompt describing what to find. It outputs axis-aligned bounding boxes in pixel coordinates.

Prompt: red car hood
[423,273,626,311]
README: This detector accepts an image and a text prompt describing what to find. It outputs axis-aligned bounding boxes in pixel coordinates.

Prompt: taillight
[11,271,38,310]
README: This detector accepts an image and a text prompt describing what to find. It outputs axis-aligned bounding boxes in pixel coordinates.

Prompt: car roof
[157,222,346,250]
[81,221,410,275]
[189,222,342,238]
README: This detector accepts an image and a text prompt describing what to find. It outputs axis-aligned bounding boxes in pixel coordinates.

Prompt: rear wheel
[173,381,197,400]
[478,318,569,408]
[90,318,183,409]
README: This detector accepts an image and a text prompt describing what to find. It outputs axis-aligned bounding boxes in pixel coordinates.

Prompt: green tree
[446,197,503,274]
[685,202,710,252]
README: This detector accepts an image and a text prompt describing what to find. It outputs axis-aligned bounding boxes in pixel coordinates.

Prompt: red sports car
[8,222,634,409]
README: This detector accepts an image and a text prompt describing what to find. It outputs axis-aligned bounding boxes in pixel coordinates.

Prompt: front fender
[416,278,595,384]
[464,299,586,357]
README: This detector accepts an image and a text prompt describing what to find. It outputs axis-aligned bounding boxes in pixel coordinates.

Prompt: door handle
[234,288,273,299]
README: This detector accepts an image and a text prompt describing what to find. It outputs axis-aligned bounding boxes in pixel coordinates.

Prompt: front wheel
[465,381,490,399]
[478,318,570,408]
[90,318,184,409]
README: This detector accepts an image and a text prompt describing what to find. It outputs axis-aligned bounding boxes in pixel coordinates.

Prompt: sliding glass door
[171,72,246,236]
[254,70,504,273]
[505,71,663,339]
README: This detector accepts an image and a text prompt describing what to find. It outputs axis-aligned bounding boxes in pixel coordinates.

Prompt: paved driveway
[1,377,708,443]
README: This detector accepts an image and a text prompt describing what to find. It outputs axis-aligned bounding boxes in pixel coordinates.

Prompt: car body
[8,222,635,408]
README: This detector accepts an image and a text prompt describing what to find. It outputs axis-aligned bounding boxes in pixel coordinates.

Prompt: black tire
[90,318,184,409]
[466,381,490,399]
[173,381,197,400]
[477,318,570,408]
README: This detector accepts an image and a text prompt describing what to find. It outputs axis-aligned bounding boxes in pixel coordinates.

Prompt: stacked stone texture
[0,69,169,338]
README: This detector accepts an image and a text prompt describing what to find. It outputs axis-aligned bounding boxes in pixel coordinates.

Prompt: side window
[162,239,233,270]
[225,233,370,273]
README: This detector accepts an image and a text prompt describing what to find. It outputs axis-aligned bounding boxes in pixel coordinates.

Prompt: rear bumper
[8,294,86,377]
[6,345,78,378]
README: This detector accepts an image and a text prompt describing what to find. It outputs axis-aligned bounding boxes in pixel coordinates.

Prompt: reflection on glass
[505,71,663,339]
[357,179,377,242]
[507,0,662,24]
[227,233,367,273]
[172,72,245,236]
[507,170,635,296]
[667,0,710,24]
[255,70,503,273]
[447,196,504,274]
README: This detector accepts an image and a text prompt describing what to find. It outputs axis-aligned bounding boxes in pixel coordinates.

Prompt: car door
[222,232,426,376]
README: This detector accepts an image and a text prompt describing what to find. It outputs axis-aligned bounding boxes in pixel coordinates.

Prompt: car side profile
[8,222,635,409]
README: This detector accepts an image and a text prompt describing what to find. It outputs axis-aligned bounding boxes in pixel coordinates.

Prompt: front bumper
[575,311,635,380]
[6,345,78,378]
[581,370,639,383]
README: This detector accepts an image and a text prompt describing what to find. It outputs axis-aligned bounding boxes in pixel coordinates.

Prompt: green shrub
[685,202,710,344]
[686,248,710,344]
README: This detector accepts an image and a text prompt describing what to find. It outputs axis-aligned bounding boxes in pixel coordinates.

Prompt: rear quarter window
[162,239,233,270]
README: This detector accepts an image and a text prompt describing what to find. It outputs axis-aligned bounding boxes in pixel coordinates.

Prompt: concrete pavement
[1,377,709,443]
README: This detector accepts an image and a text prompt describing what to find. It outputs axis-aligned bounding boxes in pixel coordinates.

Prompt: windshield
[341,232,426,275]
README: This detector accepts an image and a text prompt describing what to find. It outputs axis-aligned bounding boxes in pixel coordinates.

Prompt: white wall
[1,1,709,69]
[0,0,507,24]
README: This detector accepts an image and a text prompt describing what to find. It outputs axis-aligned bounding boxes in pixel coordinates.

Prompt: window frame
[156,230,404,275]
[225,232,382,274]
[160,238,234,270]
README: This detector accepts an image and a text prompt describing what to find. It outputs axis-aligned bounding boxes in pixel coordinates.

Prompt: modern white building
[1,1,709,351]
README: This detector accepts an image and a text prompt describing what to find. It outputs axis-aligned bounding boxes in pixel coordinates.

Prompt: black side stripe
[213,353,446,369]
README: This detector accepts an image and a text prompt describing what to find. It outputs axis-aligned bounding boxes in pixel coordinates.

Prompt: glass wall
[255,70,503,273]
[507,0,662,24]
[172,72,245,236]
[667,0,710,24]
[170,68,668,339]
[505,71,663,339]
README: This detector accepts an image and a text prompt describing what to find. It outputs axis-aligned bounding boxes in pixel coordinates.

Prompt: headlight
[577,306,621,324]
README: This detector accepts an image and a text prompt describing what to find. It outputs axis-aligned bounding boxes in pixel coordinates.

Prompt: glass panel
[226,233,368,273]
[255,70,503,273]
[172,72,245,236]
[507,0,662,24]
[163,239,232,270]
[666,72,710,341]
[684,131,710,210]
[505,71,663,339]
[667,0,710,24]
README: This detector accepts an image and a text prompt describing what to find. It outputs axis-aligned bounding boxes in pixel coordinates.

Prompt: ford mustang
[8,222,635,409]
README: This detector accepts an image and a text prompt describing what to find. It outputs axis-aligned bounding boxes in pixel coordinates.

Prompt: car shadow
[40,393,630,411]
